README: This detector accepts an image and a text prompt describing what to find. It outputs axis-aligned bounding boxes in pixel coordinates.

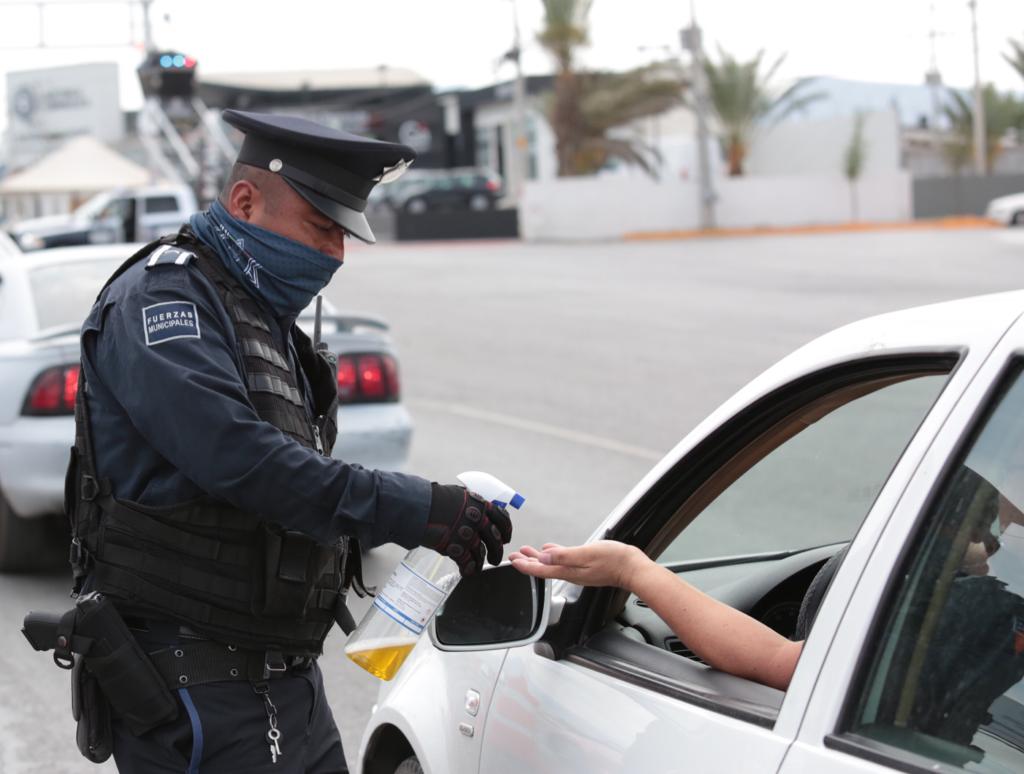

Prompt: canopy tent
[0,135,153,194]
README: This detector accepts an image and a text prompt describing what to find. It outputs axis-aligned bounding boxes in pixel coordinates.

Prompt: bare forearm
[626,559,801,691]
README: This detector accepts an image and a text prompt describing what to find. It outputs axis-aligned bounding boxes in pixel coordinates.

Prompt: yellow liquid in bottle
[345,636,418,681]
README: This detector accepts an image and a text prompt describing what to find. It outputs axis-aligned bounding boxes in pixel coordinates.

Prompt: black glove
[422,483,513,577]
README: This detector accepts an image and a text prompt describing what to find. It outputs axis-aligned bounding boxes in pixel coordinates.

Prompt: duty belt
[148,640,315,689]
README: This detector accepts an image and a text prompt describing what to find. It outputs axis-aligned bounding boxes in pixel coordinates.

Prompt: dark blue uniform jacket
[80,250,430,550]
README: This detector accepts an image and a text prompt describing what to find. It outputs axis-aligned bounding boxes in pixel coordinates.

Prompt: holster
[76,592,179,736]
[72,655,112,763]
[22,591,179,757]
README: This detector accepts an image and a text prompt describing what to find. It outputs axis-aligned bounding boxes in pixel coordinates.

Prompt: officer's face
[229,179,347,263]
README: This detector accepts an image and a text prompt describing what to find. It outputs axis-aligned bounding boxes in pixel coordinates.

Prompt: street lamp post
[681,23,716,230]
[968,0,987,175]
[507,0,529,203]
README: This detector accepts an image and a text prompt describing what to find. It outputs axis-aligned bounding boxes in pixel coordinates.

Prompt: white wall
[519,171,912,241]
[745,110,901,177]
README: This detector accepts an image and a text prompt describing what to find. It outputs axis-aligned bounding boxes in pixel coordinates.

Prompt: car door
[476,351,976,774]
[88,196,131,243]
[137,193,184,241]
[779,317,1024,774]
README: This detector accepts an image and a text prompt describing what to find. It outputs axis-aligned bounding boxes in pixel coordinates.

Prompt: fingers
[488,503,513,543]
[482,504,512,566]
[510,555,569,580]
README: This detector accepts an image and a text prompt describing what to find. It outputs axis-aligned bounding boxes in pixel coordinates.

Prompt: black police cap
[222,109,416,244]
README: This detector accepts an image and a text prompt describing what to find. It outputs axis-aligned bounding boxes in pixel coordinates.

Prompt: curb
[623,217,1000,242]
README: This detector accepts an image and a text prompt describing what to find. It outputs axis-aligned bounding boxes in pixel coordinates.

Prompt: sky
[0,0,1021,130]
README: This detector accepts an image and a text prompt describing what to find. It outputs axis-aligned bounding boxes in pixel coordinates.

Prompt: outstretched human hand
[509,540,649,590]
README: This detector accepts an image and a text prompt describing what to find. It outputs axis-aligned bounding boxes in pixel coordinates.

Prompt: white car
[0,244,413,571]
[985,192,1024,226]
[359,291,1024,774]
[8,184,198,251]
[0,229,21,257]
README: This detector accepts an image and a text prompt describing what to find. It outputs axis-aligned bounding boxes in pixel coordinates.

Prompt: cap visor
[285,179,376,245]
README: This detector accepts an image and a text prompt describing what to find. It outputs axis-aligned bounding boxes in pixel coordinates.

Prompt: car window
[96,198,130,221]
[143,196,179,214]
[661,373,948,563]
[29,258,122,331]
[845,364,1024,774]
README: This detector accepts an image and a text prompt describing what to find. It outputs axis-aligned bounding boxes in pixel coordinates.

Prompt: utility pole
[139,0,156,52]
[968,0,987,175]
[506,0,529,202]
[681,19,716,229]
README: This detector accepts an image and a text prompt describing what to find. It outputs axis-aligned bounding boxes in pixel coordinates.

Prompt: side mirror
[430,563,550,651]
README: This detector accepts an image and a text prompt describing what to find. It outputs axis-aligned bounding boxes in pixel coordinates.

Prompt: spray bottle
[344,471,524,680]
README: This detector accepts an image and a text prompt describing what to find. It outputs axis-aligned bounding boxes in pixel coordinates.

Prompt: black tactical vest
[67,230,352,657]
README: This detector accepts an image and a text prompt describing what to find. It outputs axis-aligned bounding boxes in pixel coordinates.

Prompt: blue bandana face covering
[189,200,342,319]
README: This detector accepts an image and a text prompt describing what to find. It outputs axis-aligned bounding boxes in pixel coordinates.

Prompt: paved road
[2,227,1022,772]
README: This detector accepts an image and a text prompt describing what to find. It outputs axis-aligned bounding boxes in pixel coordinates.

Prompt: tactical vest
[67,230,354,657]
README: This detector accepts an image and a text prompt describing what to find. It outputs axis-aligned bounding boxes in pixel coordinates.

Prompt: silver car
[0,244,413,571]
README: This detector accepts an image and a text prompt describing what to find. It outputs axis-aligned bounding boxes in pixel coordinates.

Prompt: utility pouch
[257,525,331,618]
[72,655,112,763]
[75,593,178,736]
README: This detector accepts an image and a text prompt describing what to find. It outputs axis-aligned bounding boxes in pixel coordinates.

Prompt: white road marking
[411,399,664,461]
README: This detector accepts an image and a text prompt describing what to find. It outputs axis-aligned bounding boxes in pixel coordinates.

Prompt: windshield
[73,192,114,221]
[29,257,121,331]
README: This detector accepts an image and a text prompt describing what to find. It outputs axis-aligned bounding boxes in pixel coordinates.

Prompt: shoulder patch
[144,245,196,270]
[142,301,201,346]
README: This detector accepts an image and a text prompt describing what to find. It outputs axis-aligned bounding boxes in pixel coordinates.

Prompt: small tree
[942,85,1023,174]
[701,48,823,176]
[843,112,868,222]
[1005,36,1024,84]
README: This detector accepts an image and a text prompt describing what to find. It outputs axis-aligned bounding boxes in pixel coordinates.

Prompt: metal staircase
[138,96,237,205]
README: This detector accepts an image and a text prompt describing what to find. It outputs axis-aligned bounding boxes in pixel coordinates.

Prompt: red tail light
[485,179,499,192]
[336,353,399,404]
[23,363,80,416]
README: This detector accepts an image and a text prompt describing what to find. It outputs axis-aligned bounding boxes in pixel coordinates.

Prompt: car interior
[545,353,960,726]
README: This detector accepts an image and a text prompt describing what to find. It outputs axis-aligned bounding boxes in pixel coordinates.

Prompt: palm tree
[567,63,687,176]
[536,1,686,176]
[843,112,868,221]
[701,48,822,176]
[537,0,593,176]
[942,86,1023,174]
[1005,37,1024,83]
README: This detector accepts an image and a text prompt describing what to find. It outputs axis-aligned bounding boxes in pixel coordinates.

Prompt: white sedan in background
[986,192,1024,226]
[0,245,414,571]
[359,291,1024,774]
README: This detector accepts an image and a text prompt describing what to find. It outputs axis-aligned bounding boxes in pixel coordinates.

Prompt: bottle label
[372,560,447,635]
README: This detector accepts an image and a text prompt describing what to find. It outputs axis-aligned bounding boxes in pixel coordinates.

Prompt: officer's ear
[225,179,262,222]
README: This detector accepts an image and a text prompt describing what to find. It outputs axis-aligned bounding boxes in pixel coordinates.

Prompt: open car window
[839,362,1024,774]
[661,373,948,564]
[565,355,957,726]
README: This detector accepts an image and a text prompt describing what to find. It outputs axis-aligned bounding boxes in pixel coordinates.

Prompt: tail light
[485,179,499,192]
[336,353,399,404]
[23,363,80,416]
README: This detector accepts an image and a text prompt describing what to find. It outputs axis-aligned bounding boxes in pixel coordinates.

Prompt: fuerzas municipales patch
[142,301,201,346]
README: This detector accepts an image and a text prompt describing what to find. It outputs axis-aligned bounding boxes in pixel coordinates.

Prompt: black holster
[72,655,112,763]
[22,592,179,760]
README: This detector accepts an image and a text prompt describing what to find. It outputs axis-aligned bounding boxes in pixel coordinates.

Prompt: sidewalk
[624,216,999,242]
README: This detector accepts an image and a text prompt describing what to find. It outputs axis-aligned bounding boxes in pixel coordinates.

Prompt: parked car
[0,244,413,571]
[985,191,1024,226]
[8,184,198,251]
[359,290,1024,774]
[381,167,503,214]
[0,229,20,257]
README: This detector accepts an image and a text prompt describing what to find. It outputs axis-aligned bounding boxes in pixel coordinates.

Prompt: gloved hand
[422,483,513,576]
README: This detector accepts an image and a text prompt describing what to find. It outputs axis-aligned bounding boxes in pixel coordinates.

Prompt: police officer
[67,110,513,772]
